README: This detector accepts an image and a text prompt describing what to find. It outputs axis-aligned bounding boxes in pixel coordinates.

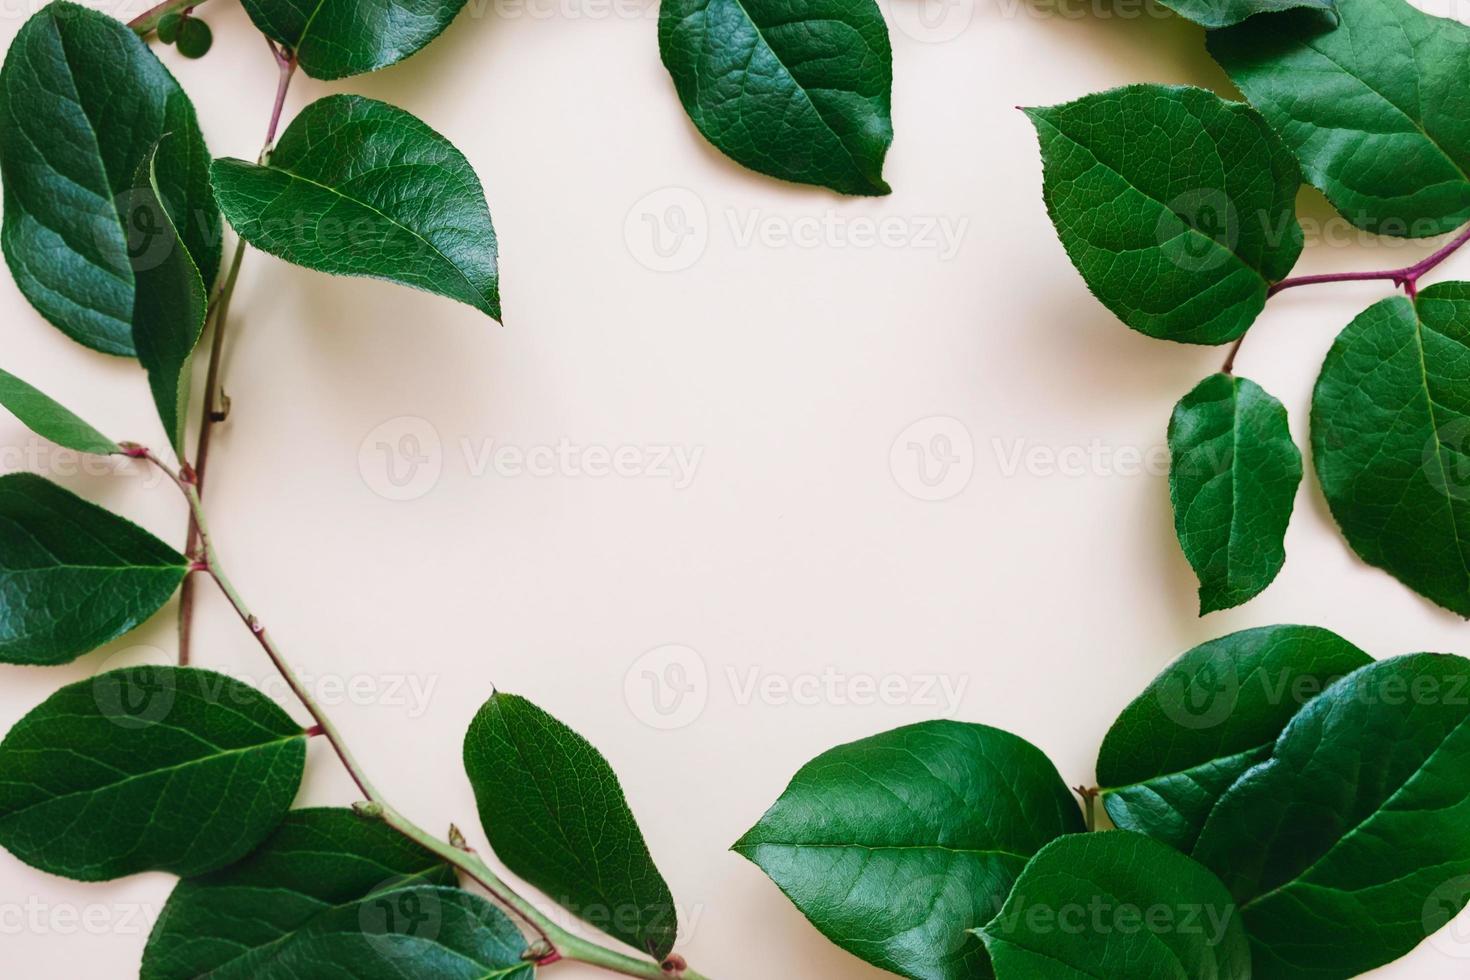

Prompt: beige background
[2,0,1469,975]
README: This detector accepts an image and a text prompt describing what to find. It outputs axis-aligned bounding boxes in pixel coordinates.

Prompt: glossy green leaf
[0,666,305,880]
[142,807,457,979]
[0,1,220,355]
[162,884,533,979]
[1158,0,1333,29]
[241,0,468,80]
[464,691,676,960]
[975,831,1250,980]
[1169,373,1303,613]
[132,145,209,455]
[1098,625,1372,853]
[212,95,500,319]
[1210,0,1470,238]
[735,720,1084,980]
[175,17,214,59]
[0,367,118,455]
[659,0,893,195]
[1311,283,1470,617]
[1193,653,1470,978]
[0,473,188,665]
[1027,84,1302,345]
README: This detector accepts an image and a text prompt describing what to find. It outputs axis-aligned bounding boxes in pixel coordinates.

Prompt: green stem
[179,44,295,665]
[137,447,710,980]
[178,242,247,665]
[129,0,215,36]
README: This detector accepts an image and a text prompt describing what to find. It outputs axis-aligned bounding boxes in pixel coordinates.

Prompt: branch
[1267,221,1470,300]
[137,447,712,980]
[179,46,297,664]
[1228,220,1470,373]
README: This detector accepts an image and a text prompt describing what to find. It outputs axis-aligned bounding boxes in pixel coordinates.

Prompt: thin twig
[1229,221,1470,373]
[178,48,298,665]
[1267,221,1470,299]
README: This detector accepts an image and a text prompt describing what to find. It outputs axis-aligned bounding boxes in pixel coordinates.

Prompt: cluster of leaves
[0,2,706,976]
[740,624,1470,979]
[0,424,686,975]
[1029,0,1470,617]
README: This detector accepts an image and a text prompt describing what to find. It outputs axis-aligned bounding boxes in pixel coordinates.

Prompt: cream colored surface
[2,0,1468,976]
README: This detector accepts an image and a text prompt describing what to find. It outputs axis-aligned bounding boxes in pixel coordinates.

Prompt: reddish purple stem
[1267,222,1470,299]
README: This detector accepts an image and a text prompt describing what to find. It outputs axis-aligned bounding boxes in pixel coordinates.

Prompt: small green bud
[176,18,213,59]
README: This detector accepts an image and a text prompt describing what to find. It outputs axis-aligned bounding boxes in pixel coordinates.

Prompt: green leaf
[1098,625,1372,853]
[975,831,1250,980]
[1027,84,1302,345]
[0,666,305,880]
[132,145,209,455]
[1311,283,1470,617]
[1157,0,1333,29]
[175,17,213,59]
[241,0,469,80]
[163,883,532,979]
[1192,653,1470,978]
[142,807,457,980]
[734,720,1084,980]
[1168,373,1303,613]
[658,0,893,195]
[1209,0,1470,238]
[0,473,188,665]
[0,1,220,355]
[463,691,676,960]
[212,95,500,319]
[0,367,118,455]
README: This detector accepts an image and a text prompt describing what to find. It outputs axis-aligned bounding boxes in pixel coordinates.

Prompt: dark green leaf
[166,883,532,979]
[1210,0,1470,238]
[1157,0,1333,29]
[158,12,183,44]
[1027,84,1302,345]
[142,807,457,980]
[0,367,118,455]
[1311,283,1470,616]
[975,831,1250,980]
[212,95,500,319]
[241,0,469,80]
[1193,653,1470,978]
[659,0,893,195]
[0,666,305,880]
[1169,373,1303,613]
[0,473,188,665]
[735,720,1084,980]
[132,145,209,454]
[176,17,213,59]
[1098,625,1371,852]
[0,1,220,355]
[463,691,676,960]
